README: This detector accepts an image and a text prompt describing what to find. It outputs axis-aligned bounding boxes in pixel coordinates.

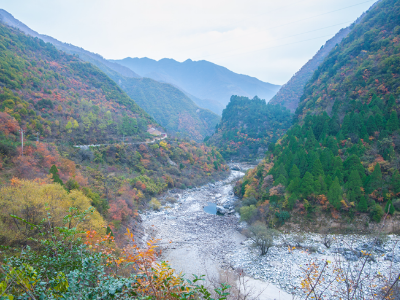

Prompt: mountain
[0,20,228,237]
[0,22,154,146]
[235,0,400,228]
[0,9,220,141]
[269,8,371,113]
[206,96,292,161]
[111,57,281,115]
[269,28,354,112]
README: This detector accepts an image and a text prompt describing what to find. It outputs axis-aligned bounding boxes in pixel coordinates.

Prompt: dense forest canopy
[207,95,292,161]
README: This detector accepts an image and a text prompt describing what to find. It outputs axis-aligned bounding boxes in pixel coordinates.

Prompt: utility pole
[19,129,24,157]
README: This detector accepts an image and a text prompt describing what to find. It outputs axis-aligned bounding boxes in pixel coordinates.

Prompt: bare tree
[245,222,279,255]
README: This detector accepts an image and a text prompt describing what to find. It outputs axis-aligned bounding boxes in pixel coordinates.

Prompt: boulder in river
[216,206,226,215]
[231,165,241,171]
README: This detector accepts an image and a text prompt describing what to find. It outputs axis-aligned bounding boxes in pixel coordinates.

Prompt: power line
[193,20,352,61]
[207,33,339,61]
[188,0,375,59]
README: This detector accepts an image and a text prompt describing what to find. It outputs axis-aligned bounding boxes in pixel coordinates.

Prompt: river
[140,165,400,300]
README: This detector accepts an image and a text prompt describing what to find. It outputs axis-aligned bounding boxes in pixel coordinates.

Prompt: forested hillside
[0,21,227,243]
[117,76,220,141]
[207,96,292,161]
[236,0,400,226]
[0,9,220,141]
[0,23,154,145]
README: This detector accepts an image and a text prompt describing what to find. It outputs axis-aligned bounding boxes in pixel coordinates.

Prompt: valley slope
[0,9,219,141]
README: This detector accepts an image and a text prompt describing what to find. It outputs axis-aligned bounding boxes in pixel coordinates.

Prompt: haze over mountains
[0,9,221,141]
[112,57,281,115]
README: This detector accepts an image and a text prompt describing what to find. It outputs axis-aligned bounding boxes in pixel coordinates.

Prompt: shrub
[245,221,279,255]
[240,205,257,222]
[370,204,384,222]
[149,198,161,210]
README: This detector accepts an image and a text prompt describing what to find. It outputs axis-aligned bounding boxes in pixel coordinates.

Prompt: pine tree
[344,154,364,181]
[325,174,333,190]
[327,177,342,209]
[312,158,324,178]
[289,164,300,180]
[346,170,363,203]
[300,172,314,198]
[386,110,399,132]
[341,114,351,137]
[275,174,287,186]
[384,199,395,215]
[367,116,377,136]
[49,165,64,186]
[357,196,368,212]
[305,130,317,151]
[366,163,383,194]
[375,113,385,130]
[391,170,400,195]
[287,178,301,194]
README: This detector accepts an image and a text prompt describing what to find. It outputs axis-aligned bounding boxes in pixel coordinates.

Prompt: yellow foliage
[0,180,106,246]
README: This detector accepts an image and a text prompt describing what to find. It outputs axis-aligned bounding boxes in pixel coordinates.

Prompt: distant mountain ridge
[0,9,220,141]
[112,57,281,115]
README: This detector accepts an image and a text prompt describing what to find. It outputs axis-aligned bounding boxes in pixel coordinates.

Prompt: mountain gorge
[0,9,220,141]
[112,57,281,115]
[237,0,400,228]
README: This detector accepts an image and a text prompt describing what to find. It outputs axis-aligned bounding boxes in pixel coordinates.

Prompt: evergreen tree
[326,136,339,155]
[288,194,297,210]
[49,165,64,186]
[287,178,301,194]
[343,154,364,181]
[366,163,383,194]
[346,170,363,203]
[325,174,333,190]
[384,199,395,215]
[341,114,351,137]
[357,196,368,212]
[275,174,287,186]
[312,158,324,178]
[367,116,377,136]
[391,170,400,195]
[300,172,314,198]
[314,179,321,195]
[289,164,300,180]
[327,177,342,209]
[386,110,399,132]
[375,113,385,130]
[305,130,317,151]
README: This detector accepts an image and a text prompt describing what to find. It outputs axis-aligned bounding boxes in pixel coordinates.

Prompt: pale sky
[0,0,376,84]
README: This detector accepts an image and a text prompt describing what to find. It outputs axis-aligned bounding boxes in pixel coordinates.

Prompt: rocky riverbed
[141,166,400,299]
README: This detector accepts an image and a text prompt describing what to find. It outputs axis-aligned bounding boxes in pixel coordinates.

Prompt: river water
[140,166,400,300]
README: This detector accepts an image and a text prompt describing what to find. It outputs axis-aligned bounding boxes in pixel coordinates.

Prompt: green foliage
[207,95,292,160]
[240,205,257,222]
[370,204,384,222]
[49,164,64,186]
[384,199,395,214]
